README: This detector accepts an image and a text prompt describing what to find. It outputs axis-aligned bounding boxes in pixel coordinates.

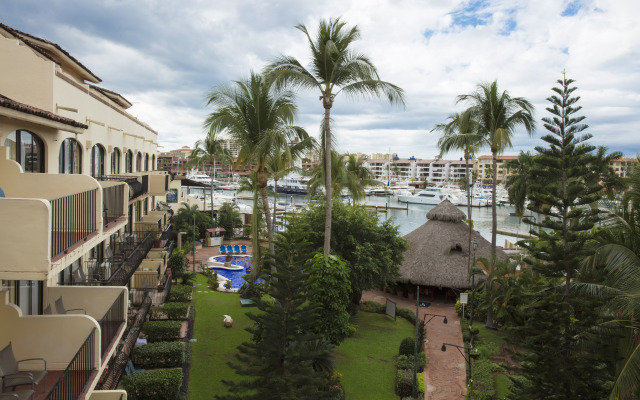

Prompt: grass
[188,274,255,399]
[334,312,414,399]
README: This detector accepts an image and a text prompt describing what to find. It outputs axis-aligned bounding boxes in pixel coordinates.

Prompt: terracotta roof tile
[0,93,88,129]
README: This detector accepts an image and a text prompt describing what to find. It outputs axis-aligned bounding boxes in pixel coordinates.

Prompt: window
[111,148,121,174]
[14,280,43,315]
[4,130,45,173]
[136,152,142,172]
[125,150,133,173]
[144,154,149,171]
[91,144,105,178]
[151,154,155,170]
[59,138,82,174]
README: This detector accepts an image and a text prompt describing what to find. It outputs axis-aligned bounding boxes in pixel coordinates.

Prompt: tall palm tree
[433,109,482,273]
[238,172,264,276]
[344,153,381,203]
[203,71,309,257]
[267,17,405,255]
[188,133,231,215]
[457,81,535,256]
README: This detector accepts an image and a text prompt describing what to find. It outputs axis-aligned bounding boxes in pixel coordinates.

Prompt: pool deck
[185,239,255,292]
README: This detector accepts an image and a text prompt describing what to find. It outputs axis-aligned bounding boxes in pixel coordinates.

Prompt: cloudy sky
[2,0,639,160]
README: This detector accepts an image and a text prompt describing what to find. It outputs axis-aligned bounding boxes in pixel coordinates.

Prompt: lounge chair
[226,245,233,254]
[54,297,86,315]
[0,390,35,400]
[233,245,240,254]
[240,244,247,254]
[125,360,144,375]
[0,342,47,394]
[219,245,226,254]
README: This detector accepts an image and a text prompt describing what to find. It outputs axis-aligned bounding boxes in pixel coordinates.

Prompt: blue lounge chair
[226,245,233,254]
[126,360,144,375]
[219,245,226,254]
[240,244,247,254]
[233,245,240,254]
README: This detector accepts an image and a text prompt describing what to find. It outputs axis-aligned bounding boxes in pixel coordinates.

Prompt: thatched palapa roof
[398,200,508,289]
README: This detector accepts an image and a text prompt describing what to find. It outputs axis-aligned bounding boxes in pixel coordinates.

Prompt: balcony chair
[0,342,46,394]
[0,390,35,400]
[240,244,247,254]
[233,245,240,254]
[72,268,87,285]
[219,245,226,255]
[54,297,86,315]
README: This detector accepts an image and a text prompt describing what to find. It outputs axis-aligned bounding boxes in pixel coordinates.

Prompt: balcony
[99,182,127,230]
[147,171,171,196]
[51,189,98,259]
[101,175,148,202]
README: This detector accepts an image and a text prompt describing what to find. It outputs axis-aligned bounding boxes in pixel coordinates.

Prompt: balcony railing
[45,328,96,400]
[101,175,149,201]
[105,232,153,286]
[103,185,125,227]
[51,189,98,259]
[99,291,126,359]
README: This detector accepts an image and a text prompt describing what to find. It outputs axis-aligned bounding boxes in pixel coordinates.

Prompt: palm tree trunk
[250,188,261,279]
[486,298,495,329]
[323,100,333,255]
[259,171,274,256]
[491,151,498,256]
[466,156,472,274]
[272,179,278,235]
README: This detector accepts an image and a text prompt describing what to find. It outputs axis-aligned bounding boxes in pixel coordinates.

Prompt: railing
[162,269,172,304]
[103,184,125,227]
[45,328,96,400]
[51,189,98,259]
[105,232,153,286]
[102,175,149,201]
[99,290,126,359]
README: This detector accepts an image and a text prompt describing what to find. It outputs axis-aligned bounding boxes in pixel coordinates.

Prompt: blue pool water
[209,256,258,288]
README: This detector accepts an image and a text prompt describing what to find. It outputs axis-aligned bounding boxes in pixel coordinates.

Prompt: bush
[141,320,182,342]
[417,372,425,397]
[394,369,414,398]
[121,368,182,400]
[168,250,187,278]
[466,358,495,400]
[150,302,190,321]
[399,336,416,356]
[395,353,427,373]
[359,301,385,313]
[168,285,192,302]
[396,308,417,325]
[347,324,358,337]
[238,276,267,299]
[132,341,186,368]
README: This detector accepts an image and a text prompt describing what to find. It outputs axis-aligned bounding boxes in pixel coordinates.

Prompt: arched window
[136,152,142,172]
[144,154,149,171]
[110,148,121,174]
[4,130,45,173]
[91,144,105,178]
[151,155,155,170]
[58,138,82,174]
[125,150,133,173]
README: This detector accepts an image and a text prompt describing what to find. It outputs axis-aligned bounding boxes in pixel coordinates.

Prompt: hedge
[359,301,417,325]
[395,353,427,373]
[141,320,182,342]
[466,358,495,400]
[150,302,190,321]
[395,369,414,398]
[122,368,182,400]
[132,341,187,368]
[167,285,193,302]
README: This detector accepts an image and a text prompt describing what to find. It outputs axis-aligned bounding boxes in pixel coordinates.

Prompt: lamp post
[192,214,196,273]
[441,343,478,385]
[469,238,478,344]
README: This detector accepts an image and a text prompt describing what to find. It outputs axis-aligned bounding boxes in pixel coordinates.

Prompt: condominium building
[611,158,637,178]
[0,23,175,399]
[474,155,518,185]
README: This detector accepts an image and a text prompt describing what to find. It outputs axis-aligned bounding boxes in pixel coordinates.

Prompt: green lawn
[188,274,255,399]
[335,312,414,399]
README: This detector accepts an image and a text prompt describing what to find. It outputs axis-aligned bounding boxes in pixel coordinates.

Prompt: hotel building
[0,23,175,399]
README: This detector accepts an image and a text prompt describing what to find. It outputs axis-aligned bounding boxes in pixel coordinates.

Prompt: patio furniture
[240,244,247,254]
[219,245,226,254]
[226,245,233,254]
[233,245,240,254]
[0,390,35,400]
[125,360,144,375]
[240,299,255,307]
[0,342,47,394]
[54,297,86,315]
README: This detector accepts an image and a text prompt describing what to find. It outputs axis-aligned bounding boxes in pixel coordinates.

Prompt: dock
[496,229,531,239]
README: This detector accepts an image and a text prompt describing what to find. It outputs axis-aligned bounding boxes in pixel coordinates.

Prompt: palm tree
[188,133,231,215]
[344,153,381,203]
[433,109,483,273]
[203,71,309,257]
[457,81,535,256]
[474,257,518,329]
[307,151,379,203]
[238,172,264,275]
[267,17,405,255]
[505,151,536,218]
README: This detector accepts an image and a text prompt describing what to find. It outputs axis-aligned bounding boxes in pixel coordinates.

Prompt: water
[208,255,257,288]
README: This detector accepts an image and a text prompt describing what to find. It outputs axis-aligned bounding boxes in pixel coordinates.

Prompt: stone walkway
[361,290,466,400]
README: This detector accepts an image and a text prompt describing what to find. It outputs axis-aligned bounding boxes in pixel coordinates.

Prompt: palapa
[398,200,507,289]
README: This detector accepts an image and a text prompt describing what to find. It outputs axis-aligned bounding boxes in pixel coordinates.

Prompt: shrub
[417,372,425,397]
[224,280,232,290]
[150,302,190,321]
[396,308,417,325]
[238,276,267,299]
[121,368,182,400]
[394,368,414,398]
[141,320,182,342]
[466,358,495,400]
[399,336,416,356]
[455,299,463,316]
[168,250,187,278]
[132,341,186,368]
[359,301,385,313]
[395,353,427,373]
[347,324,358,337]
[168,285,192,302]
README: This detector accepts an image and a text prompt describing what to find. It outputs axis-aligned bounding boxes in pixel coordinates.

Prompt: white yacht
[186,170,220,186]
[267,173,311,195]
[397,187,463,205]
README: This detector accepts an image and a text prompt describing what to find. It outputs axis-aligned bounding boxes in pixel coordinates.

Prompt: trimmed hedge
[395,353,427,373]
[417,372,425,397]
[141,320,182,342]
[466,358,495,400]
[132,341,187,368]
[168,285,193,302]
[359,301,385,313]
[399,337,416,356]
[122,368,182,400]
[395,369,414,398]
[150,302,190,321]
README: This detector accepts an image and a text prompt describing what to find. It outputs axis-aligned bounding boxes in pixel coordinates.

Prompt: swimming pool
[207,255,258,288]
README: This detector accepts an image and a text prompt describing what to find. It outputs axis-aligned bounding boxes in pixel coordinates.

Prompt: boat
[185,169,220,187]
[219,183,240,191]
[397,187,463,205]
[267,173,310,195]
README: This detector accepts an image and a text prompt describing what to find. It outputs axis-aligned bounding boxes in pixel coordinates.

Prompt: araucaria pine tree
[514,75,619,398]
[217,226,340,400]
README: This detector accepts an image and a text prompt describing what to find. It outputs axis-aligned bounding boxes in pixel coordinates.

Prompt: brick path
[361,290,466,400]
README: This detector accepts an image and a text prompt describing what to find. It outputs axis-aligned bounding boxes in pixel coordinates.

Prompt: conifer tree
[217,227,340,400]
[514,74,619,398]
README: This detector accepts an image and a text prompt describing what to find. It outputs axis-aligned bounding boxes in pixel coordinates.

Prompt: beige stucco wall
[148,171,169,196]
[46,286,127,321]
[88,391,128,400]
[0,289,101,370]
